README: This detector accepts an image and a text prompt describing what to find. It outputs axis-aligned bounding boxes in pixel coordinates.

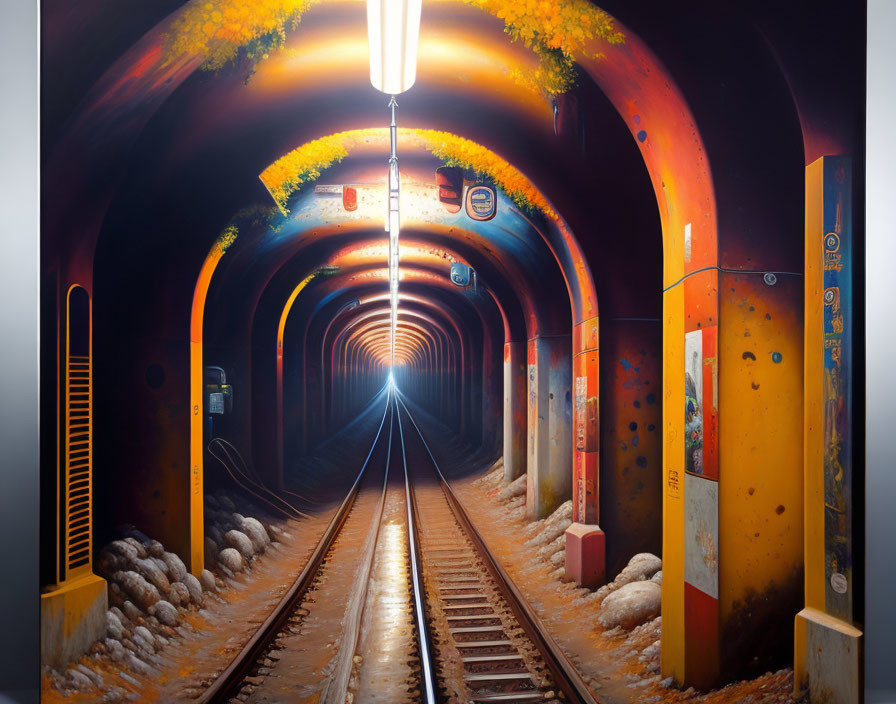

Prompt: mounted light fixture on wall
[366,0,421,369]
[366,0,422,95]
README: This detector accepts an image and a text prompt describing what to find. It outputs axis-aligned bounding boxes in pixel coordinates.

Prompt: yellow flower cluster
[464,0,623,94]
[508,51,576,96]
[259,135,350,213]
[164,0,319,71]
[467,0,623,57]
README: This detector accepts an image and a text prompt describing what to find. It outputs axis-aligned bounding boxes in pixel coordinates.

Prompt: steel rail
[395,392,600,704]
[395,396,439,704]
[196,387,395,704]
[322,392,396,704]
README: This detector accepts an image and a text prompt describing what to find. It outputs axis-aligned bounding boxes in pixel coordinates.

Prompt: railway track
[196,387,598,704]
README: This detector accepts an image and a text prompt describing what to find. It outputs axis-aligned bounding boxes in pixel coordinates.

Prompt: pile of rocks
[202,492,287,575]
[49,491,287,697]
[522,500,573,576]
[575,552,662,630]
[482,465,573,573]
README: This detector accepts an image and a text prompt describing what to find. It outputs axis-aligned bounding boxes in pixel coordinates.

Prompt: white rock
[144,540,163,558]
[134,558,171,596]
[598,581,661,629]
[642,639,661,660]
[615,553,662,587]
[526,501,573,548]
[118,670,141,687]
[161,552,188,582]
[104,638,128,663]
[224,530,255,559]
[122,600,142,622]
[114,571,161,611]
[133,629,155,656]
[123,537,148,559]
[66,668,94,691]
[126,653,156,677]
[200,569,218,592]
[107,581,126,608]
[550,549,566,568]
[498,474,527,501]
[109,604,127,621]
[134,626,155,650]
[151,557,170,576]
[106,540,139,563]
[105,611,125,640]
[240,517,271,553]
[149,600,179,627]
[183,572,204,603]
[537,534,565,560]
[75,663,104,687]
[169,582,190,608]
[217,547,243,572]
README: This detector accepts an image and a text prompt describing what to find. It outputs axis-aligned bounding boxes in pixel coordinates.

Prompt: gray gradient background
[0,0,893,701]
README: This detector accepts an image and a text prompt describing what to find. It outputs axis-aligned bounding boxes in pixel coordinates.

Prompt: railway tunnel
[38,0,866,701]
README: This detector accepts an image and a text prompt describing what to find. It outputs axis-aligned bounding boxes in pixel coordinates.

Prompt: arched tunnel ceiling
[52,0,861,369]
[67,0,673,338]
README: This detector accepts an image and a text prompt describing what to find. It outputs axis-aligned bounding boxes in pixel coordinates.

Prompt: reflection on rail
[194,386,597,704]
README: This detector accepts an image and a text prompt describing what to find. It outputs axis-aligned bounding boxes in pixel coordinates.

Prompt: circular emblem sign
[825,232,840,252]
[465,184,497,221]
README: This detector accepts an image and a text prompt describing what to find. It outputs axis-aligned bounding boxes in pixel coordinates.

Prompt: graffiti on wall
[822,157,853,620]
[685,326,717,479]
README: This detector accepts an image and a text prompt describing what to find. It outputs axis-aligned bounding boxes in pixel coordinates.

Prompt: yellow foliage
[260,128,555,218]
[259,135,350,213]
[408,129,553,215]
[466,0,623,58]
[463,0,623,94]
[164,0,319,70]
[215,224,239,252]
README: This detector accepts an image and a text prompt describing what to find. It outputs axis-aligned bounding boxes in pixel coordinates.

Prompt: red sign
[343,186,358,212]
[436,166,463,214]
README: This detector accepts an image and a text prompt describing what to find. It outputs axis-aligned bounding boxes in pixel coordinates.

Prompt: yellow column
[794,156,862,703]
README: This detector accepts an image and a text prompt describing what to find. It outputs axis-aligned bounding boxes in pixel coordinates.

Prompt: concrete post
[526,335,572,519]
[503,341,527,481]
[566,316,605,587]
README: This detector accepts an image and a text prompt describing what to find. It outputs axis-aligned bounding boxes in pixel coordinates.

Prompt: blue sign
[465,184,497,221]
[450,263,472,287]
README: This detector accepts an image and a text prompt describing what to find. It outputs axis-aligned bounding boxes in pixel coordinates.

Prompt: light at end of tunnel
[388,371,396,388]
[367,0,422,95]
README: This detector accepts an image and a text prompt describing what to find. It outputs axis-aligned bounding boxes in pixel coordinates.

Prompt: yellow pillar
[663,260,804,689]
[794,156,862,703]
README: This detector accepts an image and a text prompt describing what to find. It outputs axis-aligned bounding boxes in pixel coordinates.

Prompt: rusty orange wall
[599,319,663,577]
[717,271,804,679]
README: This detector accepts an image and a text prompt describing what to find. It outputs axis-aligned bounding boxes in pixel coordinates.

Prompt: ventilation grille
[65,353,91,575]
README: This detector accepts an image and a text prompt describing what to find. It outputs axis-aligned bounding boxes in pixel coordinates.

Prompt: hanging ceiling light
[366,0,423,95]
[367,0,420,370]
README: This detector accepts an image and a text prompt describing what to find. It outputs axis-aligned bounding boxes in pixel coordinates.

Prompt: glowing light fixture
[366,0,422,95]
[367,0,420,371]
[387,97,400,368]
